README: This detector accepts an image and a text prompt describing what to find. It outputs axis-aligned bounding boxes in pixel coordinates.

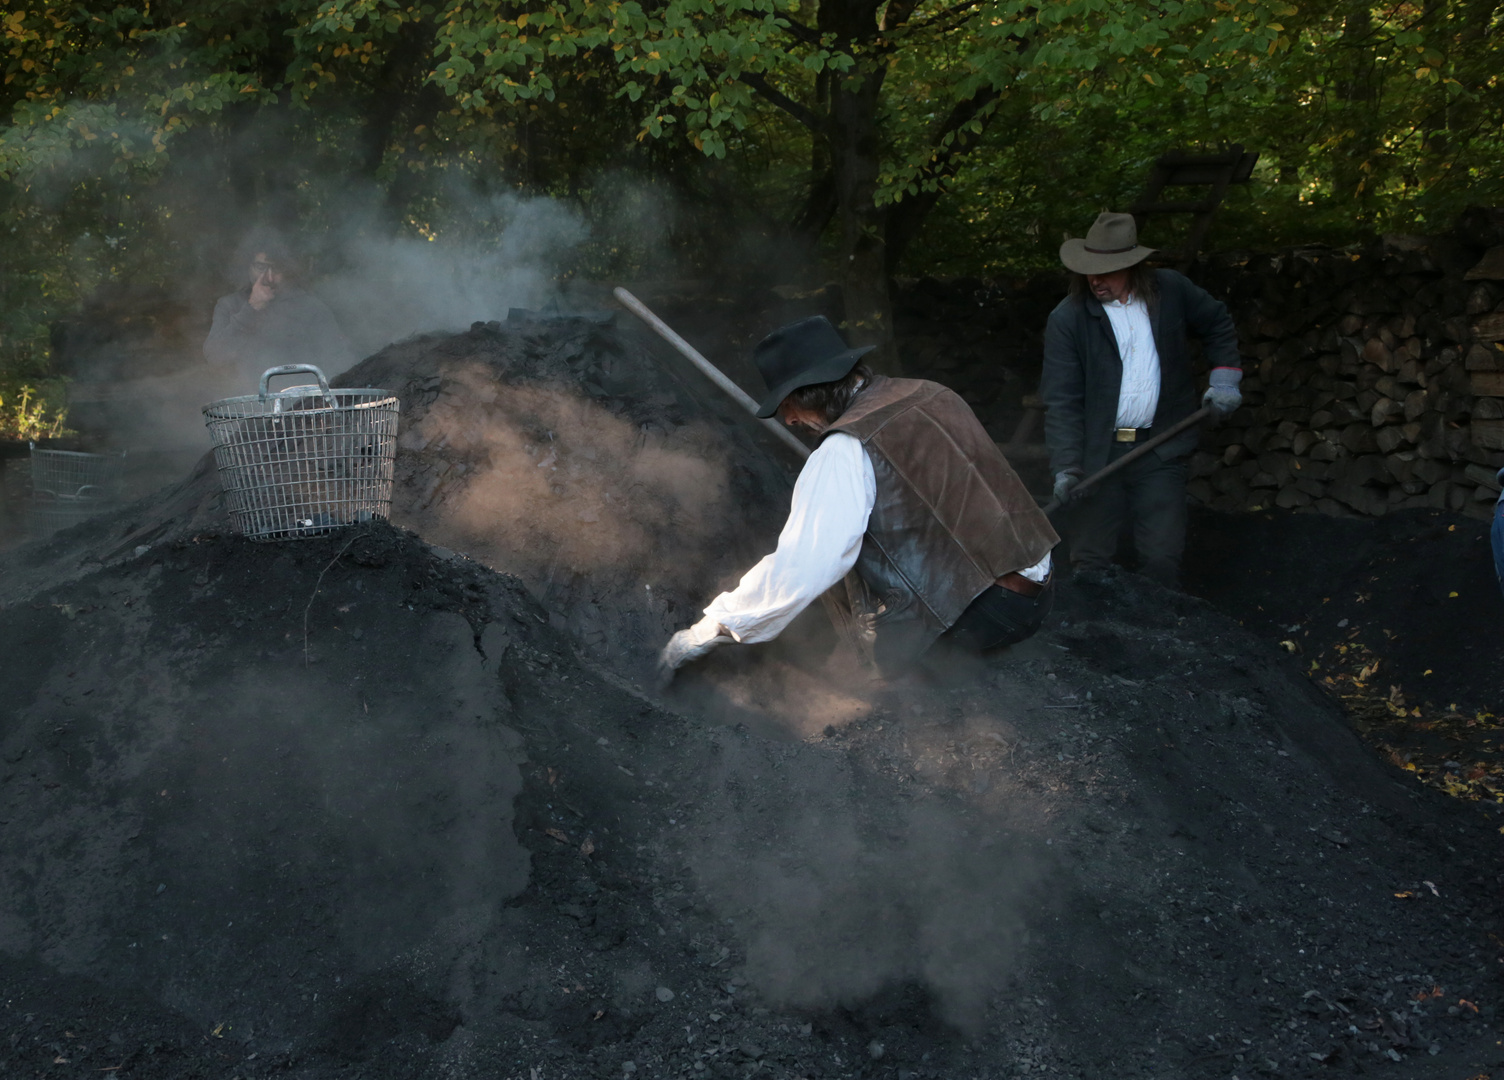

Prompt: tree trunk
[1332,3,1379,218]
[829,67,897,372]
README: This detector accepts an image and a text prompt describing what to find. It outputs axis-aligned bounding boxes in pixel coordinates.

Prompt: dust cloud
[691,790,1040,1034]
[397,363,733,593]
[316,195,588,365]
[40,173,592,511]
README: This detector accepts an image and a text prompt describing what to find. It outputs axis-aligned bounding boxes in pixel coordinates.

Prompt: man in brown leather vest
[659,316,1059,681]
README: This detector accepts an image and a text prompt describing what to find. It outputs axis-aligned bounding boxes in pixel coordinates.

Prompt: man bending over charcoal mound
[659,316,1059,682]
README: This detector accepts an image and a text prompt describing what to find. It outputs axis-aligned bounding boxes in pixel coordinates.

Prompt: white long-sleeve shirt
[1104,296,1160,428]
[698,432,1050,644]
[704,432,875,644]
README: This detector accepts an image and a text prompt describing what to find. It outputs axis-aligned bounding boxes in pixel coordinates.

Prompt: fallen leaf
[544,828,569,844]
[579,837,595,857]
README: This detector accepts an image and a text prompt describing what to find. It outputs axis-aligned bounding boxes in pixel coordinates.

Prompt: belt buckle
[1114,427,1137,443]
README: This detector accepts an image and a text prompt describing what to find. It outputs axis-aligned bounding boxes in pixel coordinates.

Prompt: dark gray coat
[204,286,356,386]
[1040,269,1239,477]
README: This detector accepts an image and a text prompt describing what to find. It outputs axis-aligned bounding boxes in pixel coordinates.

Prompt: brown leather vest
[827,376,1059,662]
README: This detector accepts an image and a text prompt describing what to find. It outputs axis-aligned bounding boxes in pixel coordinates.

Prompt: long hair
[785,363,873,426]
[1069,262,1158,306]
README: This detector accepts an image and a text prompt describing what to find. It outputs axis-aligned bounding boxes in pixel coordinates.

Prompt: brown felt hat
[1059,212,1157,275]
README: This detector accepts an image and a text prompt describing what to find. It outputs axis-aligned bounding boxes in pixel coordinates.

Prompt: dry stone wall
[1186,234,1504,522]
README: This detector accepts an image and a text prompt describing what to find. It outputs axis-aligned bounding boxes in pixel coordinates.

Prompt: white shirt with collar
[697,431,1050,645]
[1104,294,1160,429]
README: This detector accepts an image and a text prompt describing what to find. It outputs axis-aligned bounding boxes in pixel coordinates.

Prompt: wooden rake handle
[1041,406,1213,515]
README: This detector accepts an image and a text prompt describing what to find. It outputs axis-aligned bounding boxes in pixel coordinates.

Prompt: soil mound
[336,313,802,667]
[1,516,1501,1078]
[1,315,1502,1079]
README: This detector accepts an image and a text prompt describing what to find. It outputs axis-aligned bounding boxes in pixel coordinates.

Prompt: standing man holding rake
[1041,212,1243,587]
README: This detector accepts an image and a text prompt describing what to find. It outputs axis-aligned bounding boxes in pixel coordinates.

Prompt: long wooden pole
[619,283,1212,524]
[613,287,812,460]
[1042,406,1213,515]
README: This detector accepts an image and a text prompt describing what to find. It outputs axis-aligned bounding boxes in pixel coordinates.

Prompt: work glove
[1052,469,1083,505]
[657,617,735,688]
[1202,367,1243,417]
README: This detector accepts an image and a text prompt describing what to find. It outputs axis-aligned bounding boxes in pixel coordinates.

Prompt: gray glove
[657,618,735,688]
[1052,469,1083,505]
[1202,367,1243,416]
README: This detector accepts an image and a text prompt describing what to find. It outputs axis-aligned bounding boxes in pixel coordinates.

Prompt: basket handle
[259,365,337,407]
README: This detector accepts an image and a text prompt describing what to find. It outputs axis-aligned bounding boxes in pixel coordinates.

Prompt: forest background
[1,0,1501,433]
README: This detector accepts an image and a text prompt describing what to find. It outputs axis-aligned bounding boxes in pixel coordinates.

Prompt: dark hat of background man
[1059,212,1157,275]
[752,316,875,418]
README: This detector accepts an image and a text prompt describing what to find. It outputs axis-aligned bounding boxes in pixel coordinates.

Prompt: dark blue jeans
[1065,444,1188,588]
[941,576,1056,652]
[1493,497,1504,600]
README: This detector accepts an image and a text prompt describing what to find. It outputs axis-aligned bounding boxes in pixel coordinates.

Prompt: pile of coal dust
[2,514,1502,1079]
[334,312,803,668]
[0,311,802,671]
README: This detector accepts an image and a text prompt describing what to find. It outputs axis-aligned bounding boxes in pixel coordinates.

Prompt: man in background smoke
[203,228,356,385]
[1041,211,1242,587]
[659,316,1059,682]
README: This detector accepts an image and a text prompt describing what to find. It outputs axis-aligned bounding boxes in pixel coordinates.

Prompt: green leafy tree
[3,0,1500,397]
[428,0,1292,358]
[0,2,660,394]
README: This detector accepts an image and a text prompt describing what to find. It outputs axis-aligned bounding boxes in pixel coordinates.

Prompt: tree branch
[740,71,831,136]
[885,84,1004,274]
[776,14,823,48]
[878,0,974,35]
[874,4,984,53]
[880,0,927,32]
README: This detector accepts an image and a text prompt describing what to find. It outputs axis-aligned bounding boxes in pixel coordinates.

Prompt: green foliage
[427,0,1289,190]
[888,0,1504,275]
[0,381,71,441]
[0,0,1500,387]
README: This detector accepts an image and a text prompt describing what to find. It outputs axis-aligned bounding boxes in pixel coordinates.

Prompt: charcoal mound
[6,312,804,672]
[336,313,802,667]
[0,315,1501,1078]
[1186,504,1504,805]
[1,520,1501,1078]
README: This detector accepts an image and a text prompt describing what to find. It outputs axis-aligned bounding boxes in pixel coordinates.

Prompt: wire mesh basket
[29,442,125,501]
[26,442,126,538]
[26,491,118,537]
[202,365,399,542]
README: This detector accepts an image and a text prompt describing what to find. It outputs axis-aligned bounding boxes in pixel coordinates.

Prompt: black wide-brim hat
[752,316,875,418]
